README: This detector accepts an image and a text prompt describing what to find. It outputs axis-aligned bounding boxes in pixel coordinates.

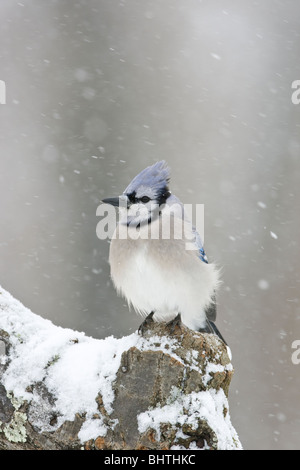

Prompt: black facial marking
[127,191,137,204]
[125,186,170,220]
[127,215,152,228]
[126,192,152,205]
[156,186,171,206]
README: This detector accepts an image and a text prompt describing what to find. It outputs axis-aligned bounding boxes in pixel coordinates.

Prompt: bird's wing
[192,227,208,264]
[204,294,217,322]
[192,226,217,322]
[191,222,227,344]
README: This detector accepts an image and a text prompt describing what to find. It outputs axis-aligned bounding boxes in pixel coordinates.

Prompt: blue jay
[102,161,226,344]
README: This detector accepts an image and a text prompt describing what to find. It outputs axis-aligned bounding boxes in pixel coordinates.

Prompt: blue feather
[124,161,170,196]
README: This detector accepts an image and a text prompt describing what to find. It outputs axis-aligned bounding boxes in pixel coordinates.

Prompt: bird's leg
[138,311,155,336]
[166,313,182,334]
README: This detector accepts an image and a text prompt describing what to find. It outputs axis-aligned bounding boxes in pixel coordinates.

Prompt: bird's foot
[138,311,155,336]
[166,313,182,334]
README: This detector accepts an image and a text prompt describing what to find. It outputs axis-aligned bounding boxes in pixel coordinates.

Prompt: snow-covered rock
[0,286,242,450]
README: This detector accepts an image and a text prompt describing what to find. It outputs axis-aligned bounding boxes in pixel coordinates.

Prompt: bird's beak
[101,197,121,207]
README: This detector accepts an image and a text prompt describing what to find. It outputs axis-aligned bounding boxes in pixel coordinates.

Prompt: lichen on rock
[1,392,27,444]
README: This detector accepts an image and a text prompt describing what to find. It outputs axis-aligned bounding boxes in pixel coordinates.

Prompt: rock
[84,322,237,450]
[0,286,241,450]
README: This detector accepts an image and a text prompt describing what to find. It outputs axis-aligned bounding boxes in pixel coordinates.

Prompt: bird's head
[102,161,171,227]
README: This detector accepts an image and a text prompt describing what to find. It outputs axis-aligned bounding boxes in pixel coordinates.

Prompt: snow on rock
[0,286,138,441]
[138,389,241,451]
[0,285,242,449]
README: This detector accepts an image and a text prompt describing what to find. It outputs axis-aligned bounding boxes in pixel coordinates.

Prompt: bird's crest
[124,161,170,196]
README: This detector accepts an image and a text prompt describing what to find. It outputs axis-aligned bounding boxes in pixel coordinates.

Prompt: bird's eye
[140,196,151,203]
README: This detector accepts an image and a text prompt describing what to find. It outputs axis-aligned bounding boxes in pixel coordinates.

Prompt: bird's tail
[199,320,227,346]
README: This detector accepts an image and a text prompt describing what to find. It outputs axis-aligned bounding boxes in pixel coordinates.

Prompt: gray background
[1,0,300,450]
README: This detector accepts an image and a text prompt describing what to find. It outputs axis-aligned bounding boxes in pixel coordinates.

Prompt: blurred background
[1,0,300,450]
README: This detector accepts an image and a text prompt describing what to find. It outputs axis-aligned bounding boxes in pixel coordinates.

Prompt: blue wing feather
[199,246,208,264]
[192,227,208,264]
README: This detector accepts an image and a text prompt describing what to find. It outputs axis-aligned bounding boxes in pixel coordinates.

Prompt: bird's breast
[107,220,219,326]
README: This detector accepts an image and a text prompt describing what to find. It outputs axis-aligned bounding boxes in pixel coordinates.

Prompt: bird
[102,160,226,344]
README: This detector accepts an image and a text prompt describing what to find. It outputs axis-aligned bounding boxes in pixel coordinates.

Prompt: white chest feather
[108,220,219,330]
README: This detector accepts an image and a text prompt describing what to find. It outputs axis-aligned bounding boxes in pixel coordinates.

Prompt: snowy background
[0,0,300,450]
